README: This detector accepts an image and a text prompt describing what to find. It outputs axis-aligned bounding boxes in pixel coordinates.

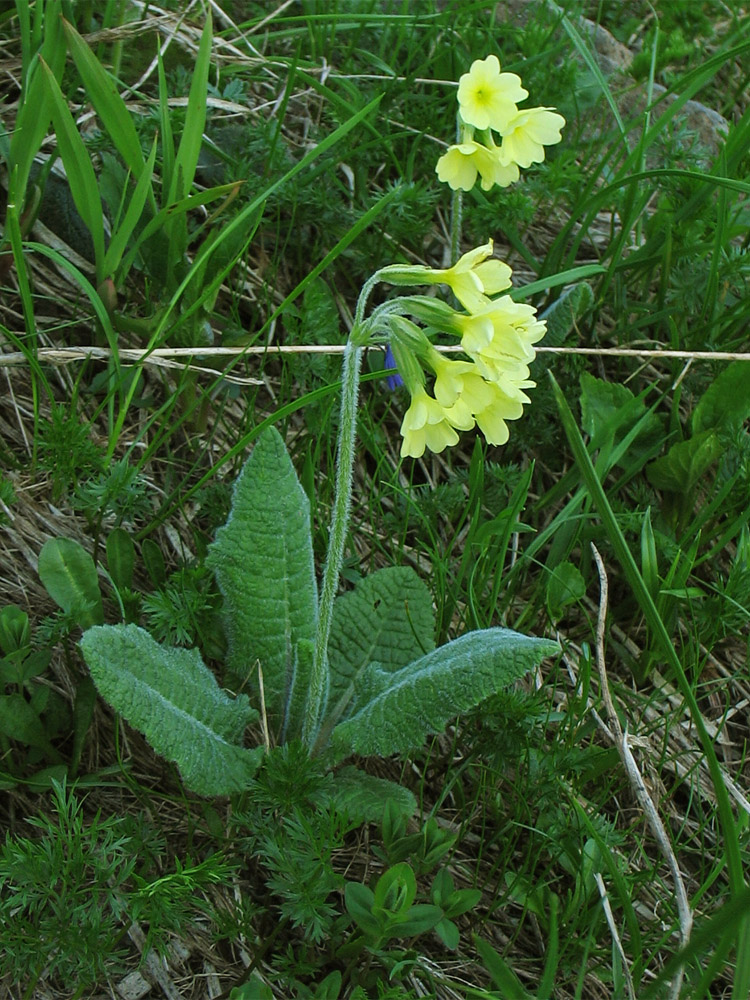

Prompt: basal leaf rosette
[436,54,565,192]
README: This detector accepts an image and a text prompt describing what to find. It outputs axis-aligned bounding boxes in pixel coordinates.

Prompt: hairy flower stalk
[304,337,364,748]
[304,274,382,748]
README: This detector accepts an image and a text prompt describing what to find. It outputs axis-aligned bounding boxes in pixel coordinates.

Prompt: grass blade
[549,371,750,996]
[39,56,106,282]
[62,17,147,181]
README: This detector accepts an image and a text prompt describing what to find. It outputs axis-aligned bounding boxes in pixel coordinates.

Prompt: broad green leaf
[579,372,663,467]
[207,427,318,730]
[326,567,435,724]
[141,537,166,586]
[62,17,147,180]
[312,971,342,1000]
[580,372,636,438]
[80,624,261,796]
[38,538,103,629]
[106,527,135,591]
[326,766,416,824]
[534,283,594,374]
[39,56,106,277]
[331,629,559,759]
[692,362,750,435]
[0,604,30,654]
[546,561,586,621]
[0,692,58,755]
[646,429,722,494]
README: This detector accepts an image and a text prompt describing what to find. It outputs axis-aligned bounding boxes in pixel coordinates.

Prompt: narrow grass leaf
[8,0,64,203]
[549,372,750,995]
[62,17,147,180]
[102,134,158,279]
[168,11,212,206]
[39,57,105,279]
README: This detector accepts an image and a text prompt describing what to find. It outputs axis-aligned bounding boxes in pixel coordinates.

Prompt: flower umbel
[383,249,545,458]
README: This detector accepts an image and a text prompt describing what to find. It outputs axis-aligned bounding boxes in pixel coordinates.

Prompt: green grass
[1,0,750,997]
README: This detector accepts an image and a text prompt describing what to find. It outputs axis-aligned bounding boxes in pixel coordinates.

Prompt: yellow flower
[438,241,512,312]
[499,108,566,168]
[456,297,545,392]
[432,356,487,428]
[431,353,529,447]
[436,141,520,192]
[400,386,460,458]
[407,240,512,312]
[457,54,528,132]
[473,382,527,446]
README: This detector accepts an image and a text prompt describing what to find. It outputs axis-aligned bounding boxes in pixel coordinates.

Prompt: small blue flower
[384,344,404,390]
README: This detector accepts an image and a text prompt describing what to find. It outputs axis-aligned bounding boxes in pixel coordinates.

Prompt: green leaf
[474,935,534,999]
[692,362,750,434]
[8,1,64,206]
[312,971,342,1000]
[393,904,443,938]
[141,537,166,586]
[330,629,558,759]
[373,862,417,915]
[282,637,313,744]
[80,624,261,796]
[0,605,31,654]
[345,881,380,937]
[0,692,58,755]
[546,561,586,621]
[534,283,594,373]
[326,567,435,725]
[580,372,636,438]
[168,12,212,207]
[326,766,416,825]
[207,427,317,733]
[70,674,96,776]
[61,17,147,180]
[38,538,103,629]
[646,429,722,494]
[102,134,158,280]
[106,527,135,592]
[38,57,106,277]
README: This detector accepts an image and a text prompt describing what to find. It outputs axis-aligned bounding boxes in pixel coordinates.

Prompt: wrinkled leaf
[331,628,558,759]
[80,624,261,796]
[327,567,435,724]
[207,427,317,733]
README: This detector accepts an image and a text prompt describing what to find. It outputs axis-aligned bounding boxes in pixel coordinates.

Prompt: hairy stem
[303,335,365,749]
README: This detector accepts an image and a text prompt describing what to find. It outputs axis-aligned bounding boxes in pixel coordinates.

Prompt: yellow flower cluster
[390,242,545,459]
[436,54,565,192]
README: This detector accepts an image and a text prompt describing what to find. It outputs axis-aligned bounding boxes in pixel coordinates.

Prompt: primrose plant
[79,55,563,803]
